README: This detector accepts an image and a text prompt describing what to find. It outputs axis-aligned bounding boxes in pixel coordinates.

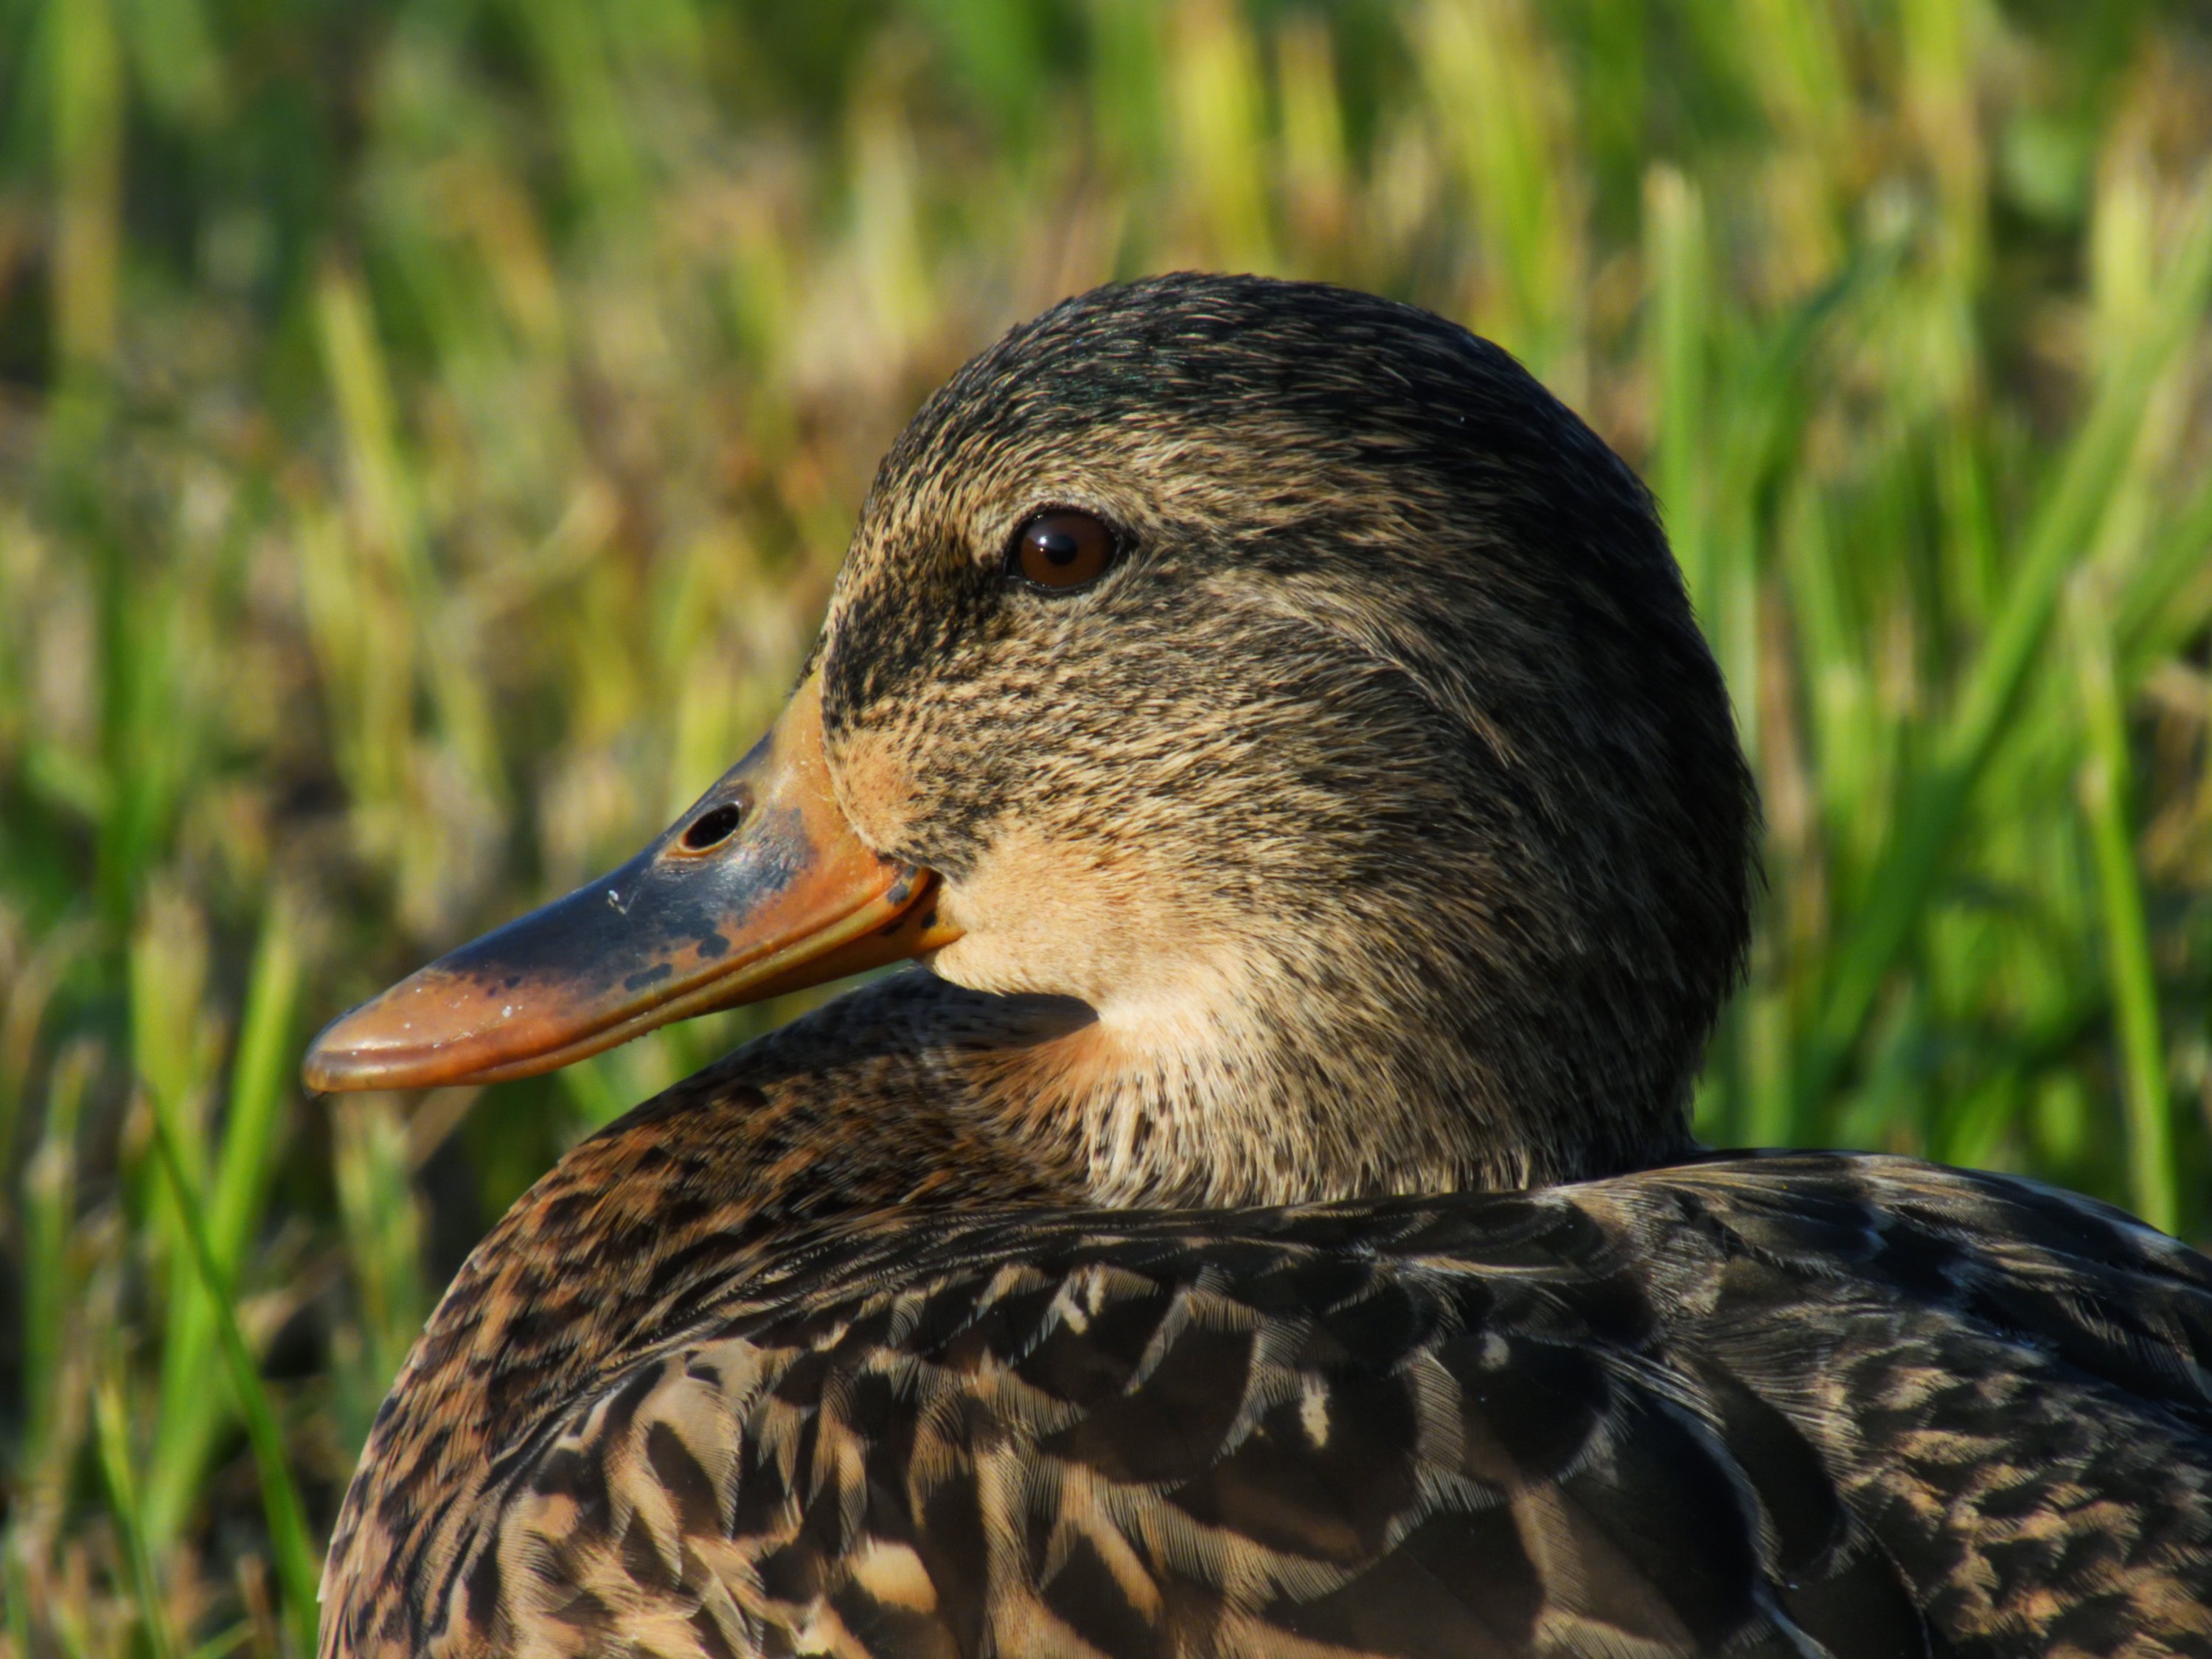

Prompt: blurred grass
[1,1,2211,1652]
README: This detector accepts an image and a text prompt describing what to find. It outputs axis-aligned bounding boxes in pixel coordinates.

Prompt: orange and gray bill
[302,675,956,1091]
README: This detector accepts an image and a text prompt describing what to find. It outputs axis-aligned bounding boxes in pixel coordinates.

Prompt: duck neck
[957,948,1698,1208]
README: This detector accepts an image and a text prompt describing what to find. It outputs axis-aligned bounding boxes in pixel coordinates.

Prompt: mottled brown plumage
[314,276,2212,1658]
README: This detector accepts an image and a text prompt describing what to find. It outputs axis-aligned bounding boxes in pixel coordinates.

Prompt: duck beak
[302,673,956,1091]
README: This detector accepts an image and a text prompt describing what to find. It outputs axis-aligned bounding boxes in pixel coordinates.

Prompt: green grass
[2,1,2210,1652]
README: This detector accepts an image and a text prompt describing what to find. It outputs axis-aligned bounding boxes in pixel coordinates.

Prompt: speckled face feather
[316,276,2212,1659]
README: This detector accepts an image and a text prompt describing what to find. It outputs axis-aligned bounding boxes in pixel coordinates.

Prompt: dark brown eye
[1009,509,1116,591]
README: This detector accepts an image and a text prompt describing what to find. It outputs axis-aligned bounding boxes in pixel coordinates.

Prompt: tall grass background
[1,0,2210,1652]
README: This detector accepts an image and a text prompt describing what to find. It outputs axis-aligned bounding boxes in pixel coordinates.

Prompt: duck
[302,273,2212,1659]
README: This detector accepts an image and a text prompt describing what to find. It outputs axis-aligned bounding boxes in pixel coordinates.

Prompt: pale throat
[975,973,1328,1208]
[914,833,1248,1180]
[931,910,1470,1208]
[857,804,1487,1205]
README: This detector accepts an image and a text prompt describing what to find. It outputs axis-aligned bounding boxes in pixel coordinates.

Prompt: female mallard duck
[305,274,2212,1658]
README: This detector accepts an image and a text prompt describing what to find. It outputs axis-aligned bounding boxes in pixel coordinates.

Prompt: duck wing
[405,1153,2212,1658]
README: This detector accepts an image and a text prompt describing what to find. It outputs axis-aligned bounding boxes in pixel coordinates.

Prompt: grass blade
[144,1090,321,1656]
[145,899,302,1543]
[94,1371,178,1659]
[50,0,120,386]
[19,1040,96,1472]
[2070,579,2178,1233]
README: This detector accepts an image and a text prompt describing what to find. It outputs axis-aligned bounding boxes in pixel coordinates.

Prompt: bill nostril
[681,803,744,851]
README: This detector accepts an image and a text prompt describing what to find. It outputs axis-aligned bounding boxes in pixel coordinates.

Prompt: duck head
[305,274,1756,1203]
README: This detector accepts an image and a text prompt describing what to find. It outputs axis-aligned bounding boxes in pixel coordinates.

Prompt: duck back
[322,1152,2212,1659]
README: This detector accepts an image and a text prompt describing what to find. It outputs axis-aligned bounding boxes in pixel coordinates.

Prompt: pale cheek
[927,931,1065,999]
[929,883,1136,1004]
[828,728,922,854]
[928,831,1259,1019]
[928,837,1163,1006]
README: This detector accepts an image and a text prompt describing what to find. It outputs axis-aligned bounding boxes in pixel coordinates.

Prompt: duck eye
[1009,510,1116,591]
